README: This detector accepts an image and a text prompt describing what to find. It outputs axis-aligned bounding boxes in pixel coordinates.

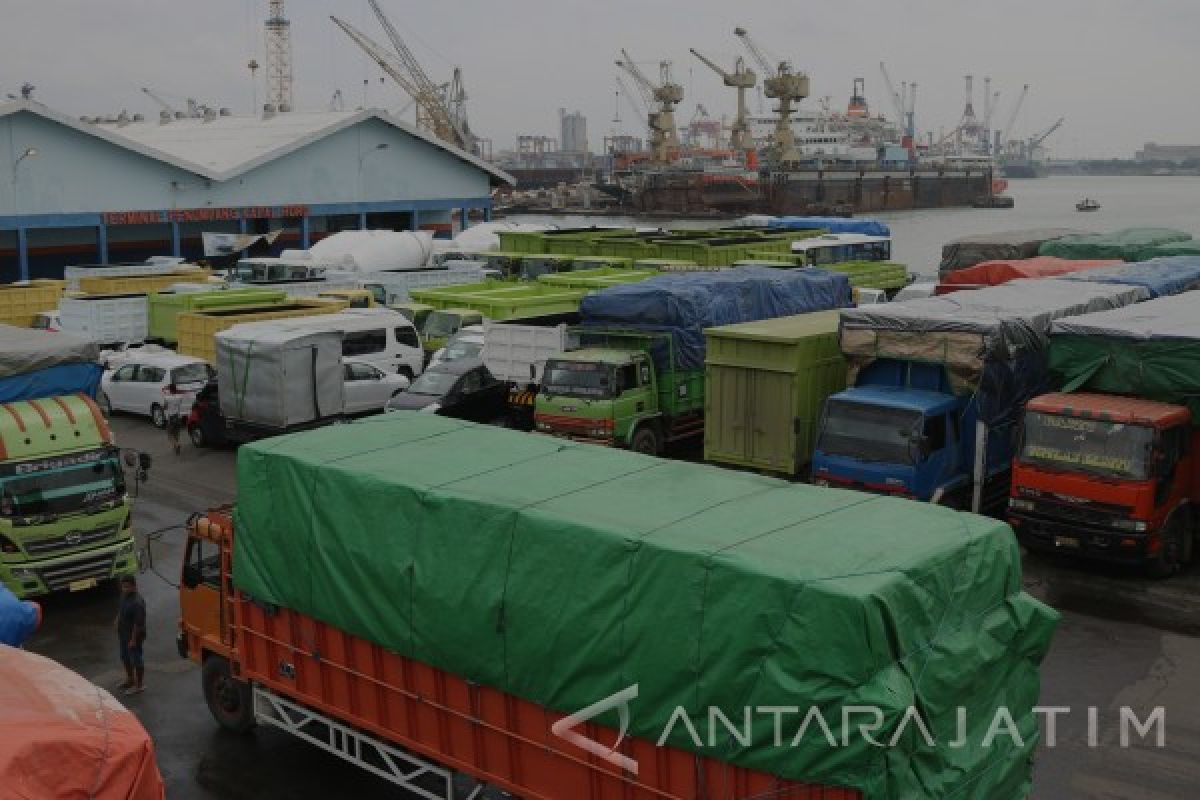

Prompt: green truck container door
[704,311,846,476]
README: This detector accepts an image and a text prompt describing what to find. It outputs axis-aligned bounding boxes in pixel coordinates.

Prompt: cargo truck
[811,280,1149,513]
[178,412,1056,800]
[0,326,142,599]
[535,268,853,454]
[1009,291,1200,575]
[480,320,575,429]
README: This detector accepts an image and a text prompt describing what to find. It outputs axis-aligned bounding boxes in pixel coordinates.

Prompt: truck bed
[236,595,856,800]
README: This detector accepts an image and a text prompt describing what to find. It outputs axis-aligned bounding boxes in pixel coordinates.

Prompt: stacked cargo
[58,294,149,345]
[1057,256,1200,298]
[939,228,1084,276]
[0,280,65,327]
[62,257,190,290]
[409,281,586,321]
[937,256,1121,292]
[176,297,349,362]
[147,288,291,344]
[766,215,891,236]
[536,266,658,289]
[1038,228,1193,261]
[228,411,1058,799]
[704,310,846,477]
[77,268,212,295]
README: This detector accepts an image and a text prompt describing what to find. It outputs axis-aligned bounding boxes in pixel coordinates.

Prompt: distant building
[559,109,588,154]
[1135,143,1200,164]
[0,100,513,281]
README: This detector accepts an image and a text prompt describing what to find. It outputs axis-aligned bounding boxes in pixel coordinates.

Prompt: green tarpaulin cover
[1039,228,1193,261]
[1050,291,1200,418]
[233,413,1057,799]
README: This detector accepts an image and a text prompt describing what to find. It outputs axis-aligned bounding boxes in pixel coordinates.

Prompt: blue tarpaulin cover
[1059,257,1200,298]
[0,586,38,647]
[767,216,891,237]
[0,325,101,402]
[580,267,852,369]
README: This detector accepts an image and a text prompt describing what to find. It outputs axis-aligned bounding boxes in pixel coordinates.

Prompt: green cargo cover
[234,413,1057,799]
[1039,228,1193,261]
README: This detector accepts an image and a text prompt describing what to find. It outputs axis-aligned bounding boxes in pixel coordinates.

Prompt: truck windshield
[818,399,921,465]
[0,449,125,518]
[424,312,464,338]
[1020,412,1155,479]
[542,360,614,399]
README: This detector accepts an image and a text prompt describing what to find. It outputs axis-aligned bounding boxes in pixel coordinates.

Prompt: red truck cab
[1009,392,1198,575]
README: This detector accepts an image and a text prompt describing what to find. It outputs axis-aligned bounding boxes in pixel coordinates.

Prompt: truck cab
[535,332,704,455]
[1009,392,1196,574]
[812,386,967,502]
[0,395,138,598]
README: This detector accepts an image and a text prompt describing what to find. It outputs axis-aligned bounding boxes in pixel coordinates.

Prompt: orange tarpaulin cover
[0,645,165,800]
[940,256,1122,286]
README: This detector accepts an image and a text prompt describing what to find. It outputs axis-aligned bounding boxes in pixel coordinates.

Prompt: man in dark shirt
[116,575,147,695]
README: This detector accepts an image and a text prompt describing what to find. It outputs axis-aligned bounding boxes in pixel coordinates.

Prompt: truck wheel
[631,425,661,456]
[1148,517,1185,579]
[202,656,256,733]
[150,404,166,429]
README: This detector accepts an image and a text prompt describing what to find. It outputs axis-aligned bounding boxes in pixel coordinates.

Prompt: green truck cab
[534,331,703,455]
[0,394,137,598]
[387,301,435,333]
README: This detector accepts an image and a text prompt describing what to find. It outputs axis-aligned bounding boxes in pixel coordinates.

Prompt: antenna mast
[264,0,293,110]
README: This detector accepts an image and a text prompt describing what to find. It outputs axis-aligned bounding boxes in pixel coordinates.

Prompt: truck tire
[1148,516,1186,579]
[202,655,256,733]
[631,425,661,456]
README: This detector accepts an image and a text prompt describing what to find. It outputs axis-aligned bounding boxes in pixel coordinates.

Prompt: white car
[98,342,174,371]
[99,353,215,427]
[343,359,411,415]
[429,325,485,368]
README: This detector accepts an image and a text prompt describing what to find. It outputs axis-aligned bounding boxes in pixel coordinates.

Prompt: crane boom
[141,87,175,114]
[1000,84,1029,143]
[615,50,657,105]
[689,48,731,81]
[330,17,429,117]
[734,27,775,75]
[616,75,648,119]
[878,63,905,122]
[1030,117,1064,147]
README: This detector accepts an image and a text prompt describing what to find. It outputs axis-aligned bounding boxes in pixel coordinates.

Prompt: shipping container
[147,288,290,343]
[175,298,348,363]
[58,293,149,345]
[0,280,65,327]
[705,311,846,476]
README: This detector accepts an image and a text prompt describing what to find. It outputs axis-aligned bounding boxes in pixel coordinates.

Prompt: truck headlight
[1112,518,1148,533]
[116,539,135,557]
[1008,498,1035,512]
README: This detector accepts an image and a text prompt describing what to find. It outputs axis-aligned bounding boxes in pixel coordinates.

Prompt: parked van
[269,308,425,378]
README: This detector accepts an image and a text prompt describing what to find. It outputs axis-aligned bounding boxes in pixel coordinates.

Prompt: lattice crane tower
[265,0,293,110]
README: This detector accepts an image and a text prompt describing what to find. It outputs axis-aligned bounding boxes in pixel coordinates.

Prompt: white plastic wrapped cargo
[215,323,344,428]
[360,263,487,304]
[302,230,435,271]
[482,321,577,384]
[58,294,149,345]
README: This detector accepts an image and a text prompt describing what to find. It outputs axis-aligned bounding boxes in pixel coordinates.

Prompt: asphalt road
[25,415,1200,800]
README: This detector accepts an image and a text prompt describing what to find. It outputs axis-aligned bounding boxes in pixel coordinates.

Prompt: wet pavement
[24,416,1200,799]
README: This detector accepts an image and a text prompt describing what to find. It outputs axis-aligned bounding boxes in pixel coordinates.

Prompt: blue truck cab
[811,359,1015,510]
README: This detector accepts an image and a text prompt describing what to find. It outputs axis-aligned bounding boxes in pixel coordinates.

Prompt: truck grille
[24,523,121,556]
[38,552,117,591]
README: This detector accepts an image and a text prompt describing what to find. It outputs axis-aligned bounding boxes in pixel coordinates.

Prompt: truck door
[920,413,959,496]
[180,535,224,651]
[614,360,645,437]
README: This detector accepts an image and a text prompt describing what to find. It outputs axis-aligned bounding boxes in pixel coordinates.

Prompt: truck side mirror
[181,565,201,589]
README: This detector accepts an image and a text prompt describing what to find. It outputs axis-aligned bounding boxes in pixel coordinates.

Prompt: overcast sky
[2,0,1195,158]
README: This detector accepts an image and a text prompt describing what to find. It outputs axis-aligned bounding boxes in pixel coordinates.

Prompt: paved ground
[25,415,1200,799]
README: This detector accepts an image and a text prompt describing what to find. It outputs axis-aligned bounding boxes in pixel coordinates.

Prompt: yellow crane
[734,26,809,164]
[615,50,683,165]
[689,48,756,154]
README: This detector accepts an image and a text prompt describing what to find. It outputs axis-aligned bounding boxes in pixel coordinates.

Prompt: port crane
[615,76,649,127]
[688,48,755,153]
[331,0,477,154]
[615,50,682,164]
[998,84,1029,151]
[1011,117,1064,162]
[878,62,916,151]
[735,26,809,164]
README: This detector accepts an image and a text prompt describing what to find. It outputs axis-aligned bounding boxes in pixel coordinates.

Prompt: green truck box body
[536,267,657,290]
[704,311,847,475]
[409,281,585,320]
[148,288,289,343]
[745,254,911,291]
[494,231,548,254]
[1039,228,1193,261]
[656,236,792,266]
[233,412,1057,800]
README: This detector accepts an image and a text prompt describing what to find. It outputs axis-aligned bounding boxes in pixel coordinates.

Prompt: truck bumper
[1009,514,1151,564]
[0,537,138,599]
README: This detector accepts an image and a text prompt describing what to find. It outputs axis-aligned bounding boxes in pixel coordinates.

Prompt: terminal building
[0,100,513,281]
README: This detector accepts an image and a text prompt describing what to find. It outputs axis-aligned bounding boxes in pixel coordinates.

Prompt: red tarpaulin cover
[940,256,1122,286]
[0,645,165,800]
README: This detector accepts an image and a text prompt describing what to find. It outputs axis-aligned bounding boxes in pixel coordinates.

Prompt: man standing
[116,575,146,695]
